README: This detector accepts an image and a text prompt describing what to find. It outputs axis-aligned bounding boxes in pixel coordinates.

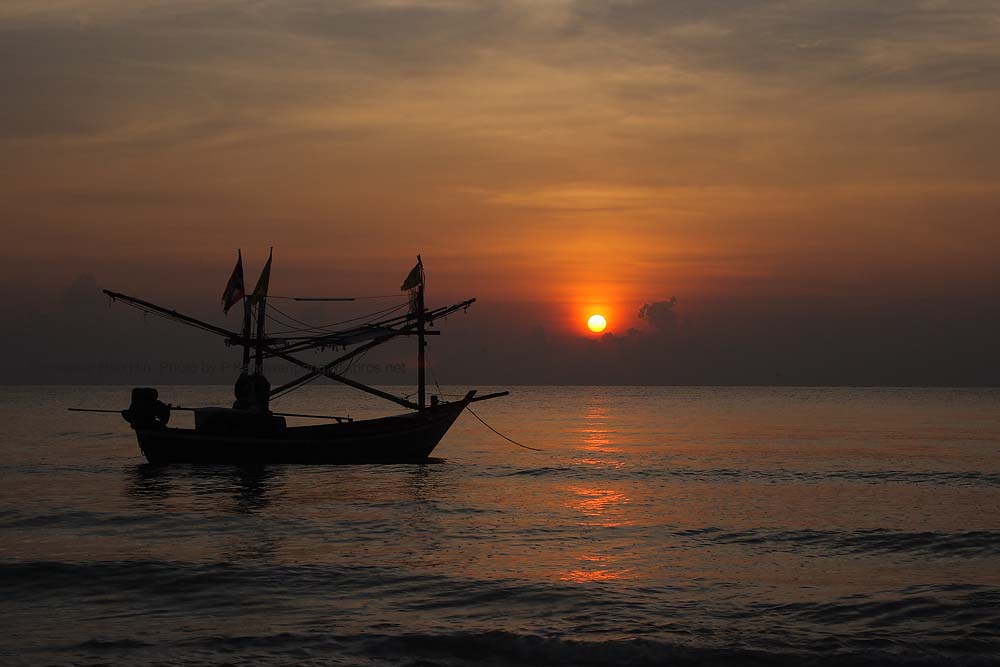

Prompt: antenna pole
[241,299,252,373]
[253,248,273,378]
[254,297,267,376]
[416,255,426,412]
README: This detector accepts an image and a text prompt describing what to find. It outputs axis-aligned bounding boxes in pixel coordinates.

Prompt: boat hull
[135,399,468,464]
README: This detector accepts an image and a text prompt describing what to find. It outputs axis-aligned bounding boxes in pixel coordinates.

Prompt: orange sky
[2,1,1000,340]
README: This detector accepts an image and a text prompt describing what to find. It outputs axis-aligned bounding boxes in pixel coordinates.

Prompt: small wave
[0,509,149,530]
[773,588,1000,634]
[825,470,1000,487]
[663,468,1000,487]
[363,631,783,666]
[57,629,1000,667]
[482,465,1000,487]
[55,430,124,440]
[502,466,578,478]
[5,560,998,665]
[365,630,1000,667]
[76,637,155,650]
[0,559,456,608]
[694,528,1000,558]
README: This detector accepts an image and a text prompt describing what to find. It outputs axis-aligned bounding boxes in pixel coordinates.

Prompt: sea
[1,385,998,666]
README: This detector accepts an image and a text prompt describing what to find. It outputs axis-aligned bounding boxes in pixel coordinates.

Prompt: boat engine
[122,387,171,429]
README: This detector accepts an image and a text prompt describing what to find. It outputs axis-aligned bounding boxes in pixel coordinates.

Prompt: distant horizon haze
[3,271,997,387]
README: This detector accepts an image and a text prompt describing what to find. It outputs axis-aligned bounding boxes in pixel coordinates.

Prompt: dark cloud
[638,297,678,332]
[572,0,1000,87]
[464,296,1000,386]
[4,0,998,158]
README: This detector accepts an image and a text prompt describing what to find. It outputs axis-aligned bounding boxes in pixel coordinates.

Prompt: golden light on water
[561,487,635,582]
[560,555,633,583]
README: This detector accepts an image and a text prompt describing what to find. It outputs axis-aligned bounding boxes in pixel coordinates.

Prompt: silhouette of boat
[90,253,506,464]
[131,393,475,464]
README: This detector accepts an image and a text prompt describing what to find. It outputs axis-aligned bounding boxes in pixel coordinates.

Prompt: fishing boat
[86,253,506,464]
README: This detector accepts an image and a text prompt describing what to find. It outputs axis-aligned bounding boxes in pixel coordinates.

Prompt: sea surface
[1,385,999,666]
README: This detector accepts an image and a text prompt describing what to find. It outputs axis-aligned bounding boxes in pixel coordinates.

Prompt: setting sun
[587,314,607,333]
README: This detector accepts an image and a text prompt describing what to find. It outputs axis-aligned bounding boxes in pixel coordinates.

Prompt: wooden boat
[134,392,474,464]
[88,253,506,464]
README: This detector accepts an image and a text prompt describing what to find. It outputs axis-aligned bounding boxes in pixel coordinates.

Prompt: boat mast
[416,255,426,412]
[241,299,252,373]
[254,296,267,376]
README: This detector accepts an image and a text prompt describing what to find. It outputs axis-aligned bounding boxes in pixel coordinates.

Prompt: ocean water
[1,385,998,666]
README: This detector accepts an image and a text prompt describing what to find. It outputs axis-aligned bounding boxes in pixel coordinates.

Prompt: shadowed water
[1,386,998,665]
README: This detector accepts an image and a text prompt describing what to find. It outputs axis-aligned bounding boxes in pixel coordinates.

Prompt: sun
[587,313,607,333]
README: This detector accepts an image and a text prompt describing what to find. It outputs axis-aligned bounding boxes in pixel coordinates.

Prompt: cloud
[638,297,678,332]
[1,0,999,304]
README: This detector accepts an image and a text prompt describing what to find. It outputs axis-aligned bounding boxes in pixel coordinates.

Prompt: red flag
[222,250,245,314]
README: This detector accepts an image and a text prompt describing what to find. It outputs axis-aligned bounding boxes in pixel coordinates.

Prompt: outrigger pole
[104,290,240,340]
[269,348,420,410]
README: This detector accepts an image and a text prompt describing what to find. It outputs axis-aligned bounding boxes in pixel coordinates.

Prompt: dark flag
[222,249,245,314]
[251,248,273,304]
[400,256,423,291]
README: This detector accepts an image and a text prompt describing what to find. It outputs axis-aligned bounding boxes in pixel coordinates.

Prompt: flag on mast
[400,256,423,291]
[221,249,245,314]
[251,248,273,304]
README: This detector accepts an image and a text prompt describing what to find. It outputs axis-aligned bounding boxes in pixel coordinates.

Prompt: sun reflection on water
[560,554,634,582]
[561,451,638,577]
[558,397,640,583]
[577,401,624,468]
[573,487,628,518]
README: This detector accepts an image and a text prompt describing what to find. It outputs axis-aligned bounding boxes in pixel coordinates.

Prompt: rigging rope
[263,300,409,337]
[265,305,330,335]
[268,294,401,301]
[313,301,409,329]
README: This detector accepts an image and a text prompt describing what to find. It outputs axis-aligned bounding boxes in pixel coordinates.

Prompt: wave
[42,629,1000,667]
[700,528,1000,558]
[491,465,1000,487]
[359,630,1000,667]
[2,560,998,666]
[6,504,997,560]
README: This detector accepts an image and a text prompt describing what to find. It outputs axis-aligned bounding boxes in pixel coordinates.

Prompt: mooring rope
[464,405,543,452]
[427,356,541,452]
